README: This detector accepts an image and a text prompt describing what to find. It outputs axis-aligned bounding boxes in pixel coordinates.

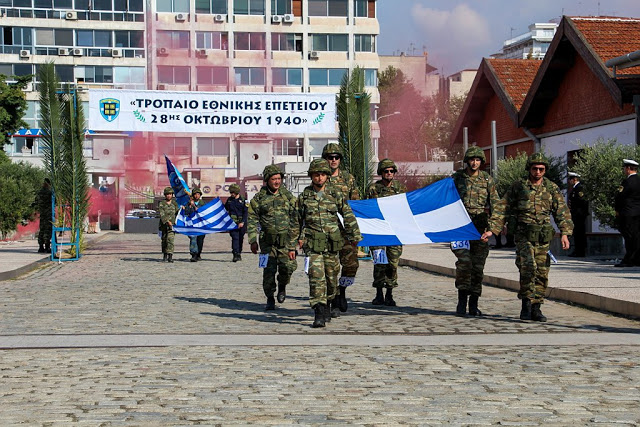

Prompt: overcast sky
[378,0,640,76]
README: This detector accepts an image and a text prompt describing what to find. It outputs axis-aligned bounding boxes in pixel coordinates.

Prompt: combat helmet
[262,164,284,181]
[377,158,397,175]
[464,146,486,164]
[526,152,549,170]
[229,183,241,194]
[308,158,331,176]
[191,187,202,196]
[322,143,343,159]
[163,186,174,195]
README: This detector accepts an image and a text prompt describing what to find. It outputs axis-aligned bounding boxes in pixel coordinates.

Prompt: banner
[88,90,336,134]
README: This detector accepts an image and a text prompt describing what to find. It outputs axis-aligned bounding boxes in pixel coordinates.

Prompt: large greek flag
[173,198,238,236]
[348,178,481,246]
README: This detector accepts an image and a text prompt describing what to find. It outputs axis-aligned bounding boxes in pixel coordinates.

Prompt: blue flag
[165,155,191,207]
[348,177,481,246]
[173,198,238,236]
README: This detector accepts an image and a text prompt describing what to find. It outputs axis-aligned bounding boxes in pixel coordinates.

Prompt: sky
[378,0,640,76]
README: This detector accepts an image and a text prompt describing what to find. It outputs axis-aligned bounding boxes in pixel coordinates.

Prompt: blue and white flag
[348,177,481,246]
[165,155,191,207]
[173,198,238,236]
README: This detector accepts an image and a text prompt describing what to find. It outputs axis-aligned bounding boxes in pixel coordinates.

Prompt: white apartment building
[494,22,558,60]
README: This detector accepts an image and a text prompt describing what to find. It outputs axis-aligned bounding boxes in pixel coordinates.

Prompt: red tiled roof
[486,59,541,110]
[570,16,640,75]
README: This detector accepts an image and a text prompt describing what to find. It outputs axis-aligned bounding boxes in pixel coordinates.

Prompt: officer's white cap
[568,172,580,178]
[623,159,639,167]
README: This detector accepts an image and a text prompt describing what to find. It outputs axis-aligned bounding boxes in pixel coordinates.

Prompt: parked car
[126,209,158,218]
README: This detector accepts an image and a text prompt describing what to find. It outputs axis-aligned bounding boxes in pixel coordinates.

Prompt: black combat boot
[372,288,385,305]
[163,253,167,262]
[38,244,45,253]
[384,288,396,307]
[520,298,532,320]
[330,299,341,319]
[45,243,51,252]
[277,284,286,303]
[196,253,202,261]
[456,290,468,316]
[312,304,326,328]
[232,253,239,262]
[338,286,348,312]
[265,296,276,310]
[468,294,482,316]
[237,254,242,261]
[167,254,173,263]
[531,303,547,322]
[190,254,197,262]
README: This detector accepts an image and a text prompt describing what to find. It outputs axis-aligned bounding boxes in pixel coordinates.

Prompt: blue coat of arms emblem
[99,98,120,122]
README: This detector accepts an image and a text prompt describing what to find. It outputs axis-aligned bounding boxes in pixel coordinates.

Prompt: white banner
[88,89,336,134]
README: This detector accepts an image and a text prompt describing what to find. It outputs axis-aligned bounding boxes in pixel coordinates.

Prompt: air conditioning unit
[175,12,187,21]
[24,82,34,92]
[271,15,281,23]
[308,50,319,59]
[214,13,226,22]
[157,47,168,56]
[19,50,30,58]
[157,84,167,90]
[58,48,70,56]
[72,48,83,56]
[196,49,208,57]
[110,48,123,57]
[65,11,77,20]
[283,14,294,23]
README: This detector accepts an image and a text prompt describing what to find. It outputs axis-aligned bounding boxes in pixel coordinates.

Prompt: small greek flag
[173,198,238,236]
[348,177,481,246]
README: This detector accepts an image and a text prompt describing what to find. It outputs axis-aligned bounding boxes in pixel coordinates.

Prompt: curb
[399,258,640,319]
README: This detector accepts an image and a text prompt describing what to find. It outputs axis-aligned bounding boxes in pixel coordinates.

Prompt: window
[157,31,190,49]
[271,33,301,51]
[115,31,144,48]
[55,29,73,46]
[274,138,302,156]
[311,34,348,51]
[235,67,265,86]
[196,32,228,50]
[195,0,227,13]
[354,0,369,17]
[159,137,191,156]
[76,30,112,47]
[157,0,189,12]
[234,32,265,50]
[354,34,375,52]
[35,29,54,46]
[308,138,328,158]
[197,137,230,158]
[308,0,347,16]
[234,0,264,15]
[158,66,190,84]
[272,68,301,86]
[55,64,73,82]
[309,68,346,86]
[364,68,376,87]
[196,67,228,85]
[113,67,145,84]
[80,66,113,83]
[271,0,291,15]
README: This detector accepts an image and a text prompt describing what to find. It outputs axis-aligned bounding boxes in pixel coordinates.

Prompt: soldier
[482,153,573,322]
[225,183,248,262]
[247,165,298,310]
[292,159,361,328]
[451,147,501,316]
[158,186,180,263]
[368,158,407,307]
[322,143,360,313]
[614,159,640,267]
[568,172,588,257]
[37,178,53,254]
[184,187,206,262]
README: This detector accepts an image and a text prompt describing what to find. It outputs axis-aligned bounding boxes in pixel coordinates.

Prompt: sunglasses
[383,169,396,174]
[531,167,546,172]
[327,155,341,160]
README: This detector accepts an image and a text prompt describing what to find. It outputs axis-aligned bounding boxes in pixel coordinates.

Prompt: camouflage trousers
[339,240,359,280]
[371,245,403,288]
[515,235,550,304]
[452,239,489,297]
[160,225,175,254]
[38,221,52,247]
[307,250,340,307]
[262,245,297,298]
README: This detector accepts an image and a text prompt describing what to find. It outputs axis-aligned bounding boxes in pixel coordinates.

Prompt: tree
[424,92,466,159]
[495,151,566,197]
[572,138,640,229]
[0,74,30,150]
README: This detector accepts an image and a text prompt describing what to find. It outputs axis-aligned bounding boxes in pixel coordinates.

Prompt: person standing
[614,159,640,267]
[451,147,501,316]
[482,153,573,322]
[292,159,361,328]
[184,187,206,262]
[37,178,53,254]
[247,165,298,310]
[368,158,407,307]
[568,172,589,257]
[322,143,360,313]
[225,183,248,262]
[158,186,180,263]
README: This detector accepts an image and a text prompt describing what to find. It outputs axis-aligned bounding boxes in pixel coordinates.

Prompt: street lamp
[377,111,401,121]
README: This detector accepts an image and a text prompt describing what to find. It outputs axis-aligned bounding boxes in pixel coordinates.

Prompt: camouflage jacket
[294,185,362,250]
[247,185,297,247]
[367,179,407,199]
[158,199,179,226]
[488,177,573,236]
[452,169,501,219]
[328,169,360,200]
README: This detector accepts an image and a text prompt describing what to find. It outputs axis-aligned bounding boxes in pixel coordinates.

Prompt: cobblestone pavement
[1,233,640,425]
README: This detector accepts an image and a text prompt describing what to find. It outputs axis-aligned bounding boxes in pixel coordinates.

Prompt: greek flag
[348,177,481,246]
[165,155,191,207]
[173,198,238,236]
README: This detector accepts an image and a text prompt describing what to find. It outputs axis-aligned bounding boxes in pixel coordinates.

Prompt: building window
[272,68,302,86]
[113,67,145,85]
[157,31,190,49]
[274,138,302,156]
[234,32,265,50]
[159,137,191,157]
[354,34,375,52]
[308,0,347,16]
[354,0,369,17]
[157,0,189,12]
[196,32,228,50]
[196,67,229,85]
[115,31,144,48]
[76,30,112,47]
[308,138,328,158]
[234,67,265,86]
[309,68,346,86]
[197,137,230,158]
[271,33,302,51]
[195,0,227,13]
[364,68,376,87]
[271,0,291,15]
[234,0,265,15]
[79,66,114,83]
[158,66,190,84]
[311,34,348,51]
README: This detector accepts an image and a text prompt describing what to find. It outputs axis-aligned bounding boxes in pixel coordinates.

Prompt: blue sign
[99,98,120,122]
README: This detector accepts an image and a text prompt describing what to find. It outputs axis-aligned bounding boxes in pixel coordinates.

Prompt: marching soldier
[247,165,298,310]
[185,187,206,262]
[158,186,180,263]
[368,158,407,307]
[322,143,360,312]
[451,147,501,316]
[614,159,640,267]
[225,183,248,262]
[292,159,361,328]
[568,172,588,257]
[482,153,573,322]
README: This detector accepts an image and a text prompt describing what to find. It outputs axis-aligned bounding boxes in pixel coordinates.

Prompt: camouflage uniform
[328,168,361,279]
[37,181,53,252]
[158,188,180,257]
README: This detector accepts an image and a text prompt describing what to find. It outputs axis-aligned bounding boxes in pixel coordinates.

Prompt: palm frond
[38,62,64,196]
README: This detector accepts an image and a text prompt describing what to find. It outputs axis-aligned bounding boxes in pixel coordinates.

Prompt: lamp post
[377,111,401,121]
